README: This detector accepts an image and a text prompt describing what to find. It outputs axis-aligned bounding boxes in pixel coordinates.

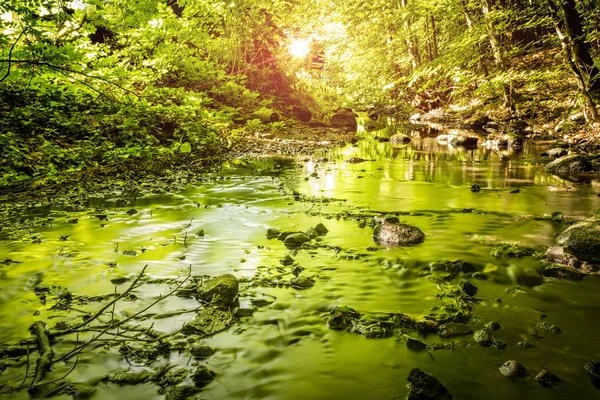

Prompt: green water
[1,129,600,399]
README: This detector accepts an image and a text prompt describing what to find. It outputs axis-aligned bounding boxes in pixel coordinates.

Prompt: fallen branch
[54,265,148,335]
[29,321,54,387]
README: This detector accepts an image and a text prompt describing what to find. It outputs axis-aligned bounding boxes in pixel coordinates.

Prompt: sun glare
[289,39,310,58]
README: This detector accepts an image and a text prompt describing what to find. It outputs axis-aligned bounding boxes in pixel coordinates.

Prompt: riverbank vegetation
[1,0,599,189]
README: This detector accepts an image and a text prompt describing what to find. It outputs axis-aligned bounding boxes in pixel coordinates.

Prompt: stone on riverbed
[197,274,239,306]
[373,221,425,246]
[474,329,493,347]
[557,221,600,264]
[283,232,311,248]
[491,242,535,258]
[541,265,585,280]
[535,369,561,388]
[266,228,281,239]
[406,368,453,400]
[499,360,528,379]
[328,306,360,330]
[182,306,237,336]
[430,260,481,274]
[437,322,473,338]
[545,154,591,179]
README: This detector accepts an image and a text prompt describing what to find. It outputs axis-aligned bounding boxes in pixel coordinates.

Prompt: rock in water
[197,274,239,306]
[182,306,236,336]
[437,323,473,338]
[499,360,528,379]
[585,359,600,389]
[406,368,453,400]
[373,222,425,246]
[545,154,591,179]
[535,369,561,388]
[283,232,311,248]
[474,329,493,347]
[558,222,600,263]
[328,306,360,330]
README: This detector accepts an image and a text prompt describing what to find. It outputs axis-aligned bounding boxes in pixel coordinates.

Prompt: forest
[1,0,600,399]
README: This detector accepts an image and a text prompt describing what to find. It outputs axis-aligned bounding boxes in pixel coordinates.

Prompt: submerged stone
[459,280,478,297]
[406,368,453,400]
[430,260,480,274]
[188,344,215,359]
[536,322,562,335]
[165,385,200,400]
[491,242,535,259]
[406,337,428,352]
[499,360,528,379]
[352,320,393,339]
[182,306,237,336]
[197,274,239,306]
[437,323,473,338]
[328,306,360,330]
[541,265,585,280]
[373,222,425,246]
[191,365,215,388]
[558,222,600,264]
[280,254,294,266]
[290,276,315,288]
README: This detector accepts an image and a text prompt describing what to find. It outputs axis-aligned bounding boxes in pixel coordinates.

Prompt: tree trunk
[401,0,420,71]
[546,0,599,121]
[482,0,514,112]
[460,0,489,76]
[430,14,438,60]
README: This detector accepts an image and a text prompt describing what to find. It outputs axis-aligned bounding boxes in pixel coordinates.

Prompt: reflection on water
[1,126,600,400]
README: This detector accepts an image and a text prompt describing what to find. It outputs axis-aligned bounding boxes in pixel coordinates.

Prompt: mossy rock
[558,221,600,263]
[197,274,239,306]
[491,242,535,259]
[437,322,473,337]
[182,306,237,336]
[283,232,311,248]
[545,154,591,179]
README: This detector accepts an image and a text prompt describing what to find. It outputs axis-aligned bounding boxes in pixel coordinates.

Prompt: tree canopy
[1,0,599,185]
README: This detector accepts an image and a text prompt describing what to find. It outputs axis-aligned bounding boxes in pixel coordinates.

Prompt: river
[1,125,600,399]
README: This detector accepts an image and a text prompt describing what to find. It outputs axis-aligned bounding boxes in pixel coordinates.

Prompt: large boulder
[558,221,600,264]
[545,154,591,179]
[373,221,425,246]
[330,111,357,129]
[197,274,239,306]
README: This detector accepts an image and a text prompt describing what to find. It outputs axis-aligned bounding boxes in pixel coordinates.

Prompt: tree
[546,0,600,120]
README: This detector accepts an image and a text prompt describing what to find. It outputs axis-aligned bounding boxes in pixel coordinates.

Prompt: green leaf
[180,142,192,153]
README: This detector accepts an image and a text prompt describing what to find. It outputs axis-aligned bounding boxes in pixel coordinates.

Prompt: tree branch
[0,59,139,98]
[0,27,29,83]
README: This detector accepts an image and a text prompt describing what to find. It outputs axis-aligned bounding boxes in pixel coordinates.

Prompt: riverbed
[1,126,600,399]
